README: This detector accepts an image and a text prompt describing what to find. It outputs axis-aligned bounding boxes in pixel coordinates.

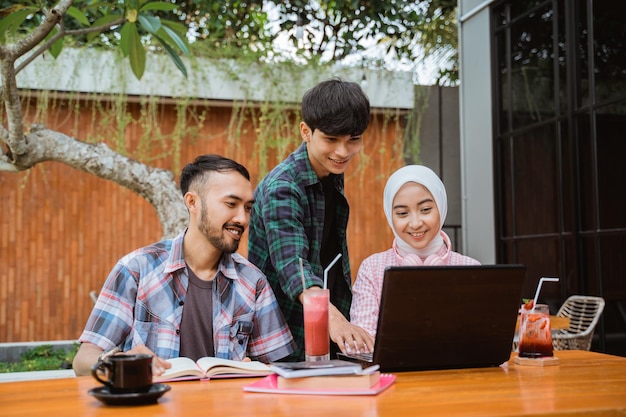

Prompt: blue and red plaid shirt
[79,230,295,363]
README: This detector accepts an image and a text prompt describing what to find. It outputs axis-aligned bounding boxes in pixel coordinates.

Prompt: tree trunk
[0,0,188,238]
[2,124,188,238]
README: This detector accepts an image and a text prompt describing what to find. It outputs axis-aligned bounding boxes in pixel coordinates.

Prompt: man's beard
[198,202,240,254]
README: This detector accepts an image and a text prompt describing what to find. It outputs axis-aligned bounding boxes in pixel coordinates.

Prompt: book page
[196,357,271,377]
[154,357,205,381]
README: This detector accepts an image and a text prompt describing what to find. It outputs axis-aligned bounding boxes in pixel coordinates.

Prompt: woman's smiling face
[391,182,441,251]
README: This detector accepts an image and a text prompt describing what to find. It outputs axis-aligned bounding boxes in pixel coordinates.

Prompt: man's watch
[98,347,121,362]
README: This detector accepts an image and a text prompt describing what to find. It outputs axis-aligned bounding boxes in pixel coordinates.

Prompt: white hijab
[383,165,448,259]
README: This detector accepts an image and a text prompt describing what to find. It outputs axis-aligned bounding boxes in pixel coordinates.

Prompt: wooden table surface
[1,350,625,417]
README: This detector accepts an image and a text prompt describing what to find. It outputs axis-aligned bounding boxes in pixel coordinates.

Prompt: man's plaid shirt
[248,143,352,360]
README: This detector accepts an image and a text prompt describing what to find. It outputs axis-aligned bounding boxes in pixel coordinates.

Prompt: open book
[153,357,272,382]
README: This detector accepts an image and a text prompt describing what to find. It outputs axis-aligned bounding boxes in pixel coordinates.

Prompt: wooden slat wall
[0,96,405,343]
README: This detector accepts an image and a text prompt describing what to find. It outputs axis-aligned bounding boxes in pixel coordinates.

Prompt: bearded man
[73,155,295,376]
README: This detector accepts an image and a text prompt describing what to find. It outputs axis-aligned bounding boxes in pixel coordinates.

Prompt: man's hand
[73,343,172,377]
[329,304,375,354]
[124,345,172,376]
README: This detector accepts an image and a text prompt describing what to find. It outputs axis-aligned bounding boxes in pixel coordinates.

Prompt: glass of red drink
[303,288,330,361]
[518,304,554,358]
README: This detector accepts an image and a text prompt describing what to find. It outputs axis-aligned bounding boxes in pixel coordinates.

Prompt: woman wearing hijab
[350,165,480,337]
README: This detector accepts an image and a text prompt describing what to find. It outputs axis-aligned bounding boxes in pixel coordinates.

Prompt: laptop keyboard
[339,351,373,363]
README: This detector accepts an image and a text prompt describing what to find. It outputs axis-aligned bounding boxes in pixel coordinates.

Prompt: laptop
[339,264,526,372]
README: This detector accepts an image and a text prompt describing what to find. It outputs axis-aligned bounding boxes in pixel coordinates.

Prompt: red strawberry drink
[303,288,330,361]
[518,301,554,358]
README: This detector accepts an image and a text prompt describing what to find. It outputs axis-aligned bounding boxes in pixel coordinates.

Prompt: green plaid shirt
[248,142,352,361]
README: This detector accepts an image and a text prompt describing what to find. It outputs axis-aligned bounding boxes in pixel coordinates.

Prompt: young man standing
[73,154,295,376]
[248,79,375,361]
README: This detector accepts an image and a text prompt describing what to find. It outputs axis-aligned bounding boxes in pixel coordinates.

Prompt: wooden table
[1,350,625,417]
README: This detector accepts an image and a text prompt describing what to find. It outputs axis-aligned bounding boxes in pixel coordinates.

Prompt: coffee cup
[91,353,153,393]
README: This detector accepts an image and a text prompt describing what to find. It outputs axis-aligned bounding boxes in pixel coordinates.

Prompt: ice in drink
[303,288,330,361]
[518,303,554,358]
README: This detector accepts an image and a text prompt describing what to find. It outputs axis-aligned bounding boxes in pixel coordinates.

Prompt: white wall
[459,0,497,263]
[14,48,413,110]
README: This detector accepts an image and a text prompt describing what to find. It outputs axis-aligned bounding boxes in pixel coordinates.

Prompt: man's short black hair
[180,154,250,196]
[301,78,371,137]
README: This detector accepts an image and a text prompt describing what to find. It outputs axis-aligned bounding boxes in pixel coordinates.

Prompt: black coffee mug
[91,353,153,394]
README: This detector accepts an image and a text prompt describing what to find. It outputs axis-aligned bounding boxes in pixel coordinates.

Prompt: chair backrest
[553,295,605,350]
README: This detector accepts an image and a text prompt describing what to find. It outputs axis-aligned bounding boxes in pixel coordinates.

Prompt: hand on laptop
[329,304,375,354]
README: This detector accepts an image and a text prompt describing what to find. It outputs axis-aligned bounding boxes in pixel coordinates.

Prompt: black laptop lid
[372,264,526,372]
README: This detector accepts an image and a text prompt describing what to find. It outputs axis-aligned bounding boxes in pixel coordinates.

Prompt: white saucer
[88,383,171,406]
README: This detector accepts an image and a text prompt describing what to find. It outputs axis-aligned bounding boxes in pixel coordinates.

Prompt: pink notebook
[242,373,396,396]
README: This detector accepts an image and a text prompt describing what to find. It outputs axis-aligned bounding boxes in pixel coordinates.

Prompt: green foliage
[1,0,458,84]
[0,5,39,43]
[2,0,444,176]
[1,0,190,80]
[0,343,79,373]
[267,0,458,83]
[403,85,431,164]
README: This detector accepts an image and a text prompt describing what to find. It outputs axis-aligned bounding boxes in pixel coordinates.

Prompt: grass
[0,343,79,373]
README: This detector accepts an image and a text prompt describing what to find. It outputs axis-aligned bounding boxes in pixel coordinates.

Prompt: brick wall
[0,93,407,342]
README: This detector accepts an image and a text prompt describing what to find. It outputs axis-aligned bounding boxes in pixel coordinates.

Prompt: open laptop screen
[354,264,526,372]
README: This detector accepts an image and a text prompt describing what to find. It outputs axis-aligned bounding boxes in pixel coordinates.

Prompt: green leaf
[41,27,63,58]
[157,23,189,55]
[120,21,134,56]
[65,6,91,26]
[139,1,178,12]
[125,23,146,79]
[137,14,161,35]
[87,14,124,42]
[0,8,38,43]
[49,37,64,58]
[160,19,188,37]
[38,25,63,59]
[156,36,187,78]
[91,13,125,28]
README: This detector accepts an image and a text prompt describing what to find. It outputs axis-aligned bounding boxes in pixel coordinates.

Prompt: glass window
[495,30,510,134]
[509,5,556,129]
[491,0,626,356]
[511,124,561,235]
[593,0,626,104]
[595,101,626,229]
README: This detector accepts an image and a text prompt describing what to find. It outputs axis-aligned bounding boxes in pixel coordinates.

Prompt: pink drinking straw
[531,277,559,312]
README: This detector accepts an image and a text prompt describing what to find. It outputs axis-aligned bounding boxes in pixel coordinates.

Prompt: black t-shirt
[320,176,350,358]
[179,267,215,361]
[320,176,344,299]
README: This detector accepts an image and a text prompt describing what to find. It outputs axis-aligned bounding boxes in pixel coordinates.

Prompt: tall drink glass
[303,288,330,361]
[518,304,554,358]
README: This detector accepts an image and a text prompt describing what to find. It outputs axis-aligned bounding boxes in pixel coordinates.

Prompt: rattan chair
[552,295,605,351]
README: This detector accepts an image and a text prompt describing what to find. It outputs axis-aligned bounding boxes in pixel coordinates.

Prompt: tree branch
[1,126,188,237]
[6,0,73,61]
[15,17,127,74]
[1,59,26,158]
